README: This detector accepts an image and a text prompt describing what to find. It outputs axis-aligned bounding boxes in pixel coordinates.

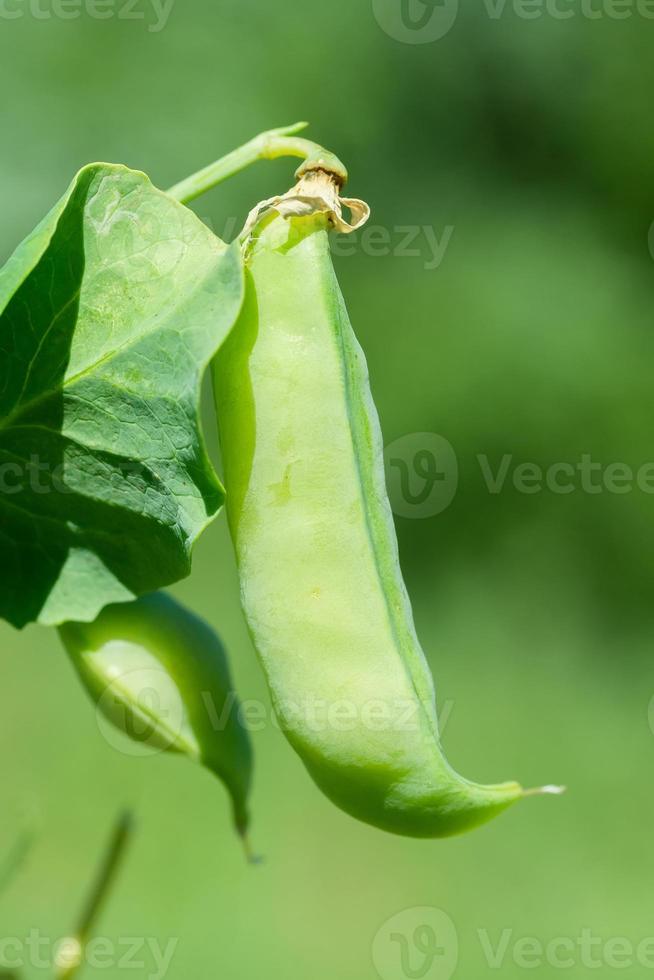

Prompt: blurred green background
[1,2,653,978]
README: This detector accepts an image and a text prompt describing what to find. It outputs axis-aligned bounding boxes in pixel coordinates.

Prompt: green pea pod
[213,169,561,838]
[58,594,253,845]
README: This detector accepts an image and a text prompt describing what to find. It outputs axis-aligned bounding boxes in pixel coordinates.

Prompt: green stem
[166,122,348,205]
[55,812,134,980]
[0,828,35,899]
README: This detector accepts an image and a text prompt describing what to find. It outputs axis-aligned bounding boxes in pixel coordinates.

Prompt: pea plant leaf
[0,164,244,629]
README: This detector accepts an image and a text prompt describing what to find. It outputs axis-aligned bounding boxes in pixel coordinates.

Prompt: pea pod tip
[523,784,566,798]
[239,831,264,867]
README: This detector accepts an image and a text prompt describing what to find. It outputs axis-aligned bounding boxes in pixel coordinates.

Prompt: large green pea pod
[58,593,253,848]
[213,168,561,838]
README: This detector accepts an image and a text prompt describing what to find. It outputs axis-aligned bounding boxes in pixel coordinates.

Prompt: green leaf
[0,164,244,629]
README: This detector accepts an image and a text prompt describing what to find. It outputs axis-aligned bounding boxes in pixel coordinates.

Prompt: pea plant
[0,124,562,850]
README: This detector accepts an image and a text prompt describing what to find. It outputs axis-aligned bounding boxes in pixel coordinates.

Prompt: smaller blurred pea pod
[58,593,254,855]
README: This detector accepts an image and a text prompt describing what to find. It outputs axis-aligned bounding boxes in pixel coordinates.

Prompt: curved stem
[55,812,134,980]
[166,122,348,205]
[0,827,35,899]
